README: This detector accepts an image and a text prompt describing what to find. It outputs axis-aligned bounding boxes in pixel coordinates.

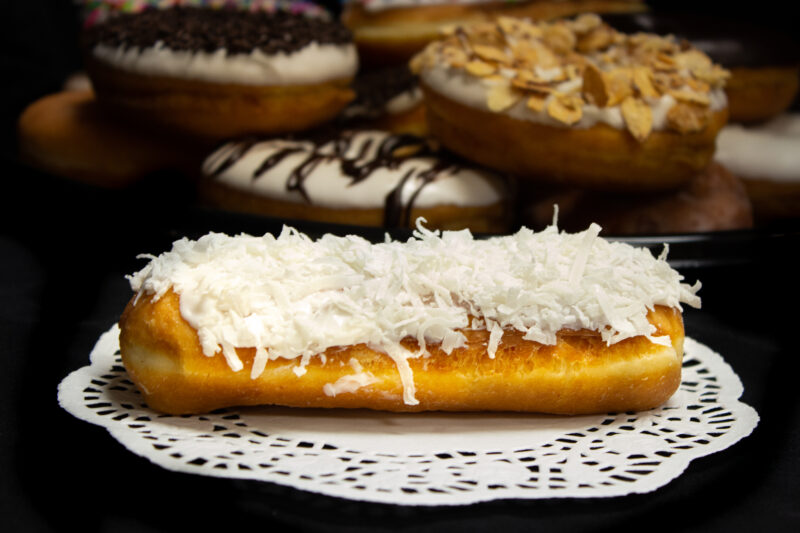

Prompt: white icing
[323,358,379,396]
[128,220,701,404]
[420,64,726,131]
[714,114,800,182]
[93,41,358,85]
[201,130,505,209]
[384,86,423,114]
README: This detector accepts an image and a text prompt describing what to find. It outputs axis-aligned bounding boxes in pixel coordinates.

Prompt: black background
[2,1,798,531]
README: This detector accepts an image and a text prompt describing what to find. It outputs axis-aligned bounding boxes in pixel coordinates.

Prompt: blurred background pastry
[602,11,800,124]
[81,5,358,142]
[198,129,513,232]
[522,162,753,235]
[714,114,800,223]
[17,89,204,188]
[342,0,646,68]
[337,65,427,136]
[412,14,729,192]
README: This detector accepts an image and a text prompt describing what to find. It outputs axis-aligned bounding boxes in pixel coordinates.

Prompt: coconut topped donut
[411,13,729,141]
[82,6,357,85]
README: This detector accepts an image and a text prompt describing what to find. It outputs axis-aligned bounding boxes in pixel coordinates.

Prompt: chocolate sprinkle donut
[82,6,353,56]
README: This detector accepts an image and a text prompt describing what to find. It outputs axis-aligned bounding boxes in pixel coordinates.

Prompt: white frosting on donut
[93,41,358,85]
[420,64,727,131]
[128,221,701,404]
[714,114,800,182]
[201,130,505,210]
[385,86,424,114]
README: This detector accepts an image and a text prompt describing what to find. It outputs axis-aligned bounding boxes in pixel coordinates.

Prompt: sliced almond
[472,44,510,65]
[576,25,615,53]
[666,102,709,134]
[632,66,659,98]
[582,63,609,106]
[465,60,497,77]
[487,82,520,112]
[686,77,711,93]
[570,13,603,34]
[527,94,548,112]
[670,89,711,106]
[511,75,555,94]
[542,23,576,54]
[605,68,634,107]
[651,52,678,72]
[620,96,653,142]
[547,93,583,125]
[674,49,712,72]
[442,46,469,68]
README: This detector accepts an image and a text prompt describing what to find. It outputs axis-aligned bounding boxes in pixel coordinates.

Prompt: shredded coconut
[127,219,701,404]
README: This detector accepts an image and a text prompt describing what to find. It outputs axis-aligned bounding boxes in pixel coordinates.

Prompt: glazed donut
[198,129,511,233]
[17,90,204,188]
[714,114,800,222]
[342,0,646,67]
[118,222,700,415]
[602,12,799,124]
[81,6,358,142]
[412,14,729,191]
[521,162,754,235]
[338,65,428,136]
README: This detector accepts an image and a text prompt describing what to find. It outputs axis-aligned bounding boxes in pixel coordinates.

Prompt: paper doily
[58,326,758,505]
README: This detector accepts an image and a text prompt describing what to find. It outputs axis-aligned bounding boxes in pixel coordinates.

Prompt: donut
[411,14,730,191]
[714,114,800,222]
[198,129,512,233]
[338,65,428,136]
[81,6,358,142]
[602,12,800,124]
[17,90,204,188]
[521,162,754,235]
[118,221,700,415]
[341,0,646,67]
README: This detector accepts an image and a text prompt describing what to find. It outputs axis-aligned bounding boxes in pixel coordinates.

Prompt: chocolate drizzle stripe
[209,139,257,178]
[253,147,304,180]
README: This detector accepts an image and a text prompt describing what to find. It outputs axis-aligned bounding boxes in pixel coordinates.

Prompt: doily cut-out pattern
[58,326,758,505]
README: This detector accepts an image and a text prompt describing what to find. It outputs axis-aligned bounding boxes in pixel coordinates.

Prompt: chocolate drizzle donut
[200,130,510,232]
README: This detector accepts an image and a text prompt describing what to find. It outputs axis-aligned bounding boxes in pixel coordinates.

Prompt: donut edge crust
[119,290,685,415]
[422,83,729,191]
[85,56,355,141]
[726,66,800,123]
[16,90,205,187]
[197,177,512,234]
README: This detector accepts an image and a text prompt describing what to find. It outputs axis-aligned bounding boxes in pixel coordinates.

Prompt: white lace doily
[58,325,758,505]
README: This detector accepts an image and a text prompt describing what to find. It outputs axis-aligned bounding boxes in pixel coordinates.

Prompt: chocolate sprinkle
[82,6,353,56]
